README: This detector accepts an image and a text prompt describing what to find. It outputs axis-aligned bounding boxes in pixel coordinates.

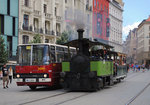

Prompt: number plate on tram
[25,78,36,82]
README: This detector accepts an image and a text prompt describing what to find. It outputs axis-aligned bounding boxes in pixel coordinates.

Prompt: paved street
[0,70,150,105]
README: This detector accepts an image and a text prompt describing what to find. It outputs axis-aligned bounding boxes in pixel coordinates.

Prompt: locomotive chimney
[77,29,84,54]
[77,29,84,40]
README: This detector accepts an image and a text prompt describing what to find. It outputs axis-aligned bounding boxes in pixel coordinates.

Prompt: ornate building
[19,0,93,44]
[109,0,124,52]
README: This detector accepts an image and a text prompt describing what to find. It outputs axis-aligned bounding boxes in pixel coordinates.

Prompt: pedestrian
[8,66,13,84]
[2,64,9,89]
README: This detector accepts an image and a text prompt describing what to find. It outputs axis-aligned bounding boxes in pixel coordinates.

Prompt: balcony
[56,16,61,22]
[22,25,32,31]
[22,5,32,13]
[45,29,55,35]
[45,13,52,19]
[34,10,41,17]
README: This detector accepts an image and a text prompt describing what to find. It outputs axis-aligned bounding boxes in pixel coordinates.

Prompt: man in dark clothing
[2,64,9,89]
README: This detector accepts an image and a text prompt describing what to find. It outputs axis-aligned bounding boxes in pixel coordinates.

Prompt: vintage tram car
[60,29,127,91]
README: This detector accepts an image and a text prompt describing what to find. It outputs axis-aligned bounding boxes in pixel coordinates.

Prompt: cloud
[122,22,140,40]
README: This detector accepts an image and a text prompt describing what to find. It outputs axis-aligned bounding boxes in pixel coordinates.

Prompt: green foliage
[0,35,8,65]
[30,34,42,43]
[56,31,69,44]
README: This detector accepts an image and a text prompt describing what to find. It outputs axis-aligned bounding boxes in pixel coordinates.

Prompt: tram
[60,29,127,91]
[15,43,76,90]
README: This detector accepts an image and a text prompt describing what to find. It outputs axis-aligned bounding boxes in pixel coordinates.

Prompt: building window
[7,0,10,15]
[44,4,47,13]
[55,7,57,16]
[0,15,4,34]
[65,10,67,19]
[24,0,29,7]
[97,1,99,9]
[23,14,29,28]
[65,0,67,3]
[13,17,16,36]
[23,35,29,44]
[7,36,12,57]
[74,0,75,6]
[94,0,96,7]
[45,39,49,43]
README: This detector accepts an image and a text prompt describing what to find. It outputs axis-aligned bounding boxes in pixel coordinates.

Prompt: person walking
[8,66,13,84]
[2,64,9,89]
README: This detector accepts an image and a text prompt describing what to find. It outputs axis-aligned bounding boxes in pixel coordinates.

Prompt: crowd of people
[1,64,13,89]
[129,63,150,72]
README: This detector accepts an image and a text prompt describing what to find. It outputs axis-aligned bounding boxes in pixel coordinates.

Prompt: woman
[8,66,13,84]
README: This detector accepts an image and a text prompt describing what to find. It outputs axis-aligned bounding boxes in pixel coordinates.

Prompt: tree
[56,31,69,44]
[30,34,42,43]
[0,35,8,65]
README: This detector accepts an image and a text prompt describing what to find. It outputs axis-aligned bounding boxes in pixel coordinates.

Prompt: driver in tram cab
[43,53,50,65]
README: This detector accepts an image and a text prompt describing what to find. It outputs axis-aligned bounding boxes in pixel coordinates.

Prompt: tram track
[19,91,70,105]
[19,91,90,105]
[125,82,150,105]
[54,93,90,105]
[18,71,149,105]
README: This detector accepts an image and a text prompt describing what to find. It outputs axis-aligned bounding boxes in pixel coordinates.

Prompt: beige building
[109,0,124,52]
[137,16,150,65]
[19,0,93,44]
[123,29,137,64]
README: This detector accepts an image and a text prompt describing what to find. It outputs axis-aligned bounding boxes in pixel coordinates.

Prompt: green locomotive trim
[90,61,113,76]
[62,61,114,77]
[62,62,70,72]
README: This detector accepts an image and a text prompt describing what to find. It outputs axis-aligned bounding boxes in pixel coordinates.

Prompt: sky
[123,0,150,40]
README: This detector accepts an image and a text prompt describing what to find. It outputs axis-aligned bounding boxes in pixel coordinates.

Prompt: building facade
[92,0,110,44]
[19,0,62,44]
[0,0,19,60]
[19,0,93,44]
[137,16,150,66]
[109,0,124,52]
[123,29,137,64]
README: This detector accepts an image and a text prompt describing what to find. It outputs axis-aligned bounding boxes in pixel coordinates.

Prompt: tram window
[18,46,31,66]
[50,45,56,63]
[64,48,69,61]
[56,46,65,63]
[32,45,49,65]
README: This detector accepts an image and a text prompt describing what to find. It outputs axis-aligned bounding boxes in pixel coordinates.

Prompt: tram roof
[62,38,113,49]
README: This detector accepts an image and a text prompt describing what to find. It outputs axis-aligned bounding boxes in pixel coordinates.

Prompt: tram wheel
[29,86,37,90]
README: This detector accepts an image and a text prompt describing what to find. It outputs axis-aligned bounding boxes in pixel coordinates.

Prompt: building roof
[146,16,150,21]
[138,16,150,29]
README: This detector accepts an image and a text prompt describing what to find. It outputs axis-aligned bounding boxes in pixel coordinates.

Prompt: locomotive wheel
[29,86,37,90]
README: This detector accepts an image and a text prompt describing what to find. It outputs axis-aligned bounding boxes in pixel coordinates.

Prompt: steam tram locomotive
[60,29,127,91]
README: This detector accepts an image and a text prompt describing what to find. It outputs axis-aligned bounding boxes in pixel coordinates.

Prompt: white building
[109,0,124,52]
[19,0,93,44]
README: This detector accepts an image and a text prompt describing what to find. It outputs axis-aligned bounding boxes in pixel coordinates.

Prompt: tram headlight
[16,74,20,78]
[44,74,47,78]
